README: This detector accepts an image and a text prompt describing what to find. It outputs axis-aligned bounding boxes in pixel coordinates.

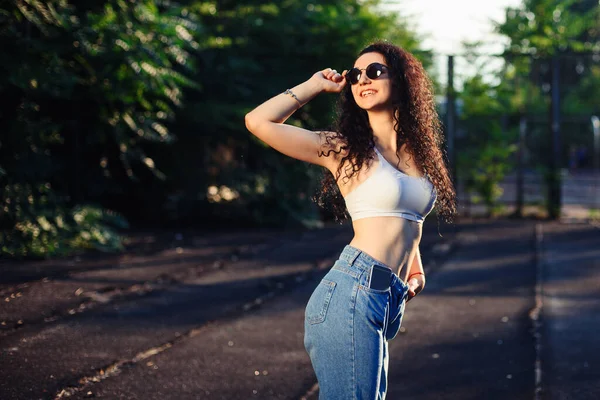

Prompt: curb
[532,223,544,400]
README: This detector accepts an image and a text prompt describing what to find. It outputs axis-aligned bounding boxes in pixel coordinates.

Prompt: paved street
[386,220,537,400]
[1,219,598,399]
[539,222,600,399]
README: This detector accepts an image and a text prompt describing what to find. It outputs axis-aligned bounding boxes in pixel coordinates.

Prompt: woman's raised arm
[244,68,346,171]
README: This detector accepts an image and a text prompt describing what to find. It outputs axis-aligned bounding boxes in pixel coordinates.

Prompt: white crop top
[343,147,437,223]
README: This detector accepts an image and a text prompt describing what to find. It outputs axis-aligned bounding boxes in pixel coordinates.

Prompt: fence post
[516,116,526,217]
[592,116,600,210]
[548,55,561,219]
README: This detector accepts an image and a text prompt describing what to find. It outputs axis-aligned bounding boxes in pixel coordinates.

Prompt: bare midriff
[348,216,422,282]
[334,154,423,282]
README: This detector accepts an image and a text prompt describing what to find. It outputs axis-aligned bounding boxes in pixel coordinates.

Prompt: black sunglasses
[346,62,389,85]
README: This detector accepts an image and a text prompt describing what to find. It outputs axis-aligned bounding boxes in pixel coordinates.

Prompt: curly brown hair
[314,41,456,223]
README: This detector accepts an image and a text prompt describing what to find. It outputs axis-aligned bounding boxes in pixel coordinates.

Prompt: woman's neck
[367,109,397,151]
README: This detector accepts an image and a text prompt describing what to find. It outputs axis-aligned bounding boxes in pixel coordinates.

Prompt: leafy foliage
[1,183,128,257]
[1,0,429,258]
[456,0,599,216]
[1,0,425,258]
[158,0,428,227]
[1,0,200,257]
[497,0,598,56]
[456,72,518,215]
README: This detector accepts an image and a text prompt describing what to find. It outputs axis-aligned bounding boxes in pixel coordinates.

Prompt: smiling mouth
[361,90,377,97]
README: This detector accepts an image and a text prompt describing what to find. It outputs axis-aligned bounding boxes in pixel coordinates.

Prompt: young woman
[245,41,456,399]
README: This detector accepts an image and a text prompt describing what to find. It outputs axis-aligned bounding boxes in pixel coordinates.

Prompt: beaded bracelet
[284,88,302,106]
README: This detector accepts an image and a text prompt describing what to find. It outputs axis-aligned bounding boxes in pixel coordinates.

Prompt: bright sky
[382,0,524,86]
[382,0,524,55]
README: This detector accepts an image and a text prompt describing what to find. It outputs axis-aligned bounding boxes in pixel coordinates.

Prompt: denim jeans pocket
[306,279,337,325]
[358,284,391,295]
[357,285,390,328]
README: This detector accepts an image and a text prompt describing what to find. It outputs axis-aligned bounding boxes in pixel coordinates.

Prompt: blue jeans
[304,245,409,400]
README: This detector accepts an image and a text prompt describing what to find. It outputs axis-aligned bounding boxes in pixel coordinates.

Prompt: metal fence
[439,52,600,218]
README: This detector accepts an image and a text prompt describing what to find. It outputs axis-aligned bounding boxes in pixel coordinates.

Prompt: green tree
[488,0,600,217]
[0,0,200,257]
[1,0,428,257]
[164,0,428,227]
[456,64,518,216]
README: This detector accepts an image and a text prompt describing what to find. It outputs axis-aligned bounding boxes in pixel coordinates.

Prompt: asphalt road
[539,222,600,400]
[1,219,598,399]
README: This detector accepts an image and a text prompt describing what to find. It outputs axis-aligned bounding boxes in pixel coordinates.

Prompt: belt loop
[349,248,361,266]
